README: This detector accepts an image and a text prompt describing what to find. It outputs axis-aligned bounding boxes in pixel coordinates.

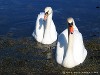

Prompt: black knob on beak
[68,22,73,27]
[45,11,48,15]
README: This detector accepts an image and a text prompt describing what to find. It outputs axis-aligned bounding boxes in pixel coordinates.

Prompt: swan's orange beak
[44,12,48,21]
[69,26,73,34]
[44,15,48,21]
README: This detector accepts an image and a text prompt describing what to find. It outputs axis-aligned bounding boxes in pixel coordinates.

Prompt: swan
[32,7,57,44]
[56,17,87,68]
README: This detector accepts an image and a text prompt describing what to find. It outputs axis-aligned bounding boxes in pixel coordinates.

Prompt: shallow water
[0,36,100,74]
[0,0,100,39]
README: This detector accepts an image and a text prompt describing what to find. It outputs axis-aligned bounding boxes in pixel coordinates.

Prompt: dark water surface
[0,0,100,38]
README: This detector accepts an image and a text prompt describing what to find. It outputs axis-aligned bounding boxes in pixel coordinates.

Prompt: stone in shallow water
[47,53,52,59]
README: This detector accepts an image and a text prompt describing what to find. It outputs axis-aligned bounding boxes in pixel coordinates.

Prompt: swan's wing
[32,12,45,42]
[73,31,87,63]
[56,29,68,65]
[50,20,57,42]
[42,19,57,44]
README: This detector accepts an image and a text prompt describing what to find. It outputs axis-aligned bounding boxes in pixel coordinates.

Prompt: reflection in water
[0,36,57,60]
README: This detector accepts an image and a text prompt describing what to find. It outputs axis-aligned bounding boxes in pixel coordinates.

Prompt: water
[0,1,100,74]
[0,0,100,39]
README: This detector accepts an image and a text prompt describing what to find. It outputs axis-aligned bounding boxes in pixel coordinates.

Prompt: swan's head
[67,17,74,34]
[44,7,53,20]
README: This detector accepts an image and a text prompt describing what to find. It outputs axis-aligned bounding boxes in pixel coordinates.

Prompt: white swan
[56,17,87,68]
[32,7,57,44]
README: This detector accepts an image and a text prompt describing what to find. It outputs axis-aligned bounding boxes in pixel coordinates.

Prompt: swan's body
[56,17,87,68]
[32,7,57,44]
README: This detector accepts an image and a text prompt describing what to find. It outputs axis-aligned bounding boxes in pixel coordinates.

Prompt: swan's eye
[68,22,73,26]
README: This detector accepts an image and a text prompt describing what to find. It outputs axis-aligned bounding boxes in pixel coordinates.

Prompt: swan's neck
[68,33,74,53]
[66,20,78,55]
[73,21,78,31]
[45,14,52,29]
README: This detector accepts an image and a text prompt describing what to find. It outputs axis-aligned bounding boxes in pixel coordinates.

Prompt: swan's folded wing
[56,29,68,65]
[73,31,86,64]
[32,12,45,42]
